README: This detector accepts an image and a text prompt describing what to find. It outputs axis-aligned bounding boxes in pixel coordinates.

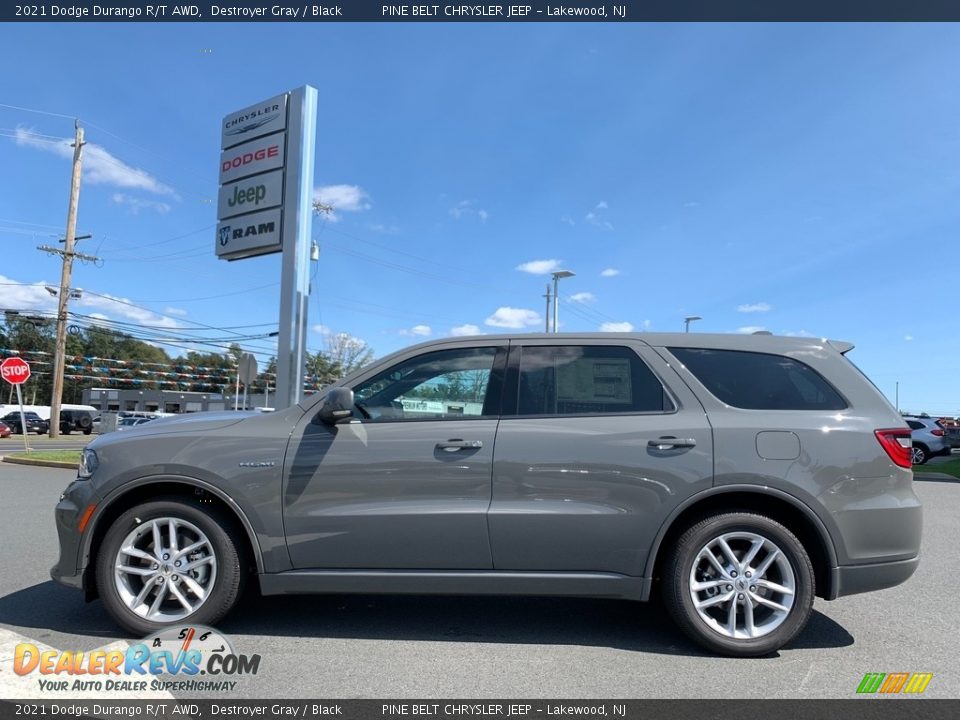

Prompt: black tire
[662,512,815,657]
[62,426,72,435]
[911,444,928,465]
[95,497,246,636]
[83,428,91,435]
[79,415,92,430]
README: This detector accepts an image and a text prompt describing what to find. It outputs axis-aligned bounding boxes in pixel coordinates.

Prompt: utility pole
[47,122,85,439]
[543,284,552,333]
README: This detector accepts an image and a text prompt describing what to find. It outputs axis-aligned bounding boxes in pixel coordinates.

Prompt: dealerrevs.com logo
[13,626,261,693]
[856,672,933,695]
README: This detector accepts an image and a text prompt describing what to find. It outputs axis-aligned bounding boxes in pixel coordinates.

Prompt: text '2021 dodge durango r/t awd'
[52,333,920,656]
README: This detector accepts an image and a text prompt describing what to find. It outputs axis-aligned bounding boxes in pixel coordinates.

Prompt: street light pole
[543,284,552,333]
[684,315,702,333]
[551,270,575,333]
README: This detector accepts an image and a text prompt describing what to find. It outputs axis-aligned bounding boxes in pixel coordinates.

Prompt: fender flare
[642,483,839,580]
[82,474,265,575]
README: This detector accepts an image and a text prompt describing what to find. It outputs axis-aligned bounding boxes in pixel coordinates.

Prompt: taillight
[931,428,944,436]
[875,429,912,468]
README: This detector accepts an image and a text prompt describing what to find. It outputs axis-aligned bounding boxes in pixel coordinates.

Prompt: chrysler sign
[221,93,287,150]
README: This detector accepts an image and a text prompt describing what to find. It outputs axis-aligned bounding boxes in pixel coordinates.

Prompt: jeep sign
[216,208,283,261]
[217,169,284,220]
[219,132,286,184]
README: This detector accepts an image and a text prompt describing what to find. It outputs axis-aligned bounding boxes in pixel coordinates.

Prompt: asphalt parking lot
[0,462,956,700]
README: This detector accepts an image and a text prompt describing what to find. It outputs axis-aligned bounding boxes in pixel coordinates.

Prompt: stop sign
[0,357,31,385]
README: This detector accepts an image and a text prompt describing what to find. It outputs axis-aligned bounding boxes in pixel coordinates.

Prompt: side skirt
[259,570,650,601]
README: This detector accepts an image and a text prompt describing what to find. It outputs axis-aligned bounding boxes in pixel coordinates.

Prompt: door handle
[436,439,483,451]
[648,437,697,450]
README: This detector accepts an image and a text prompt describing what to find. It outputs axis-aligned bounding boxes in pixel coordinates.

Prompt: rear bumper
[829,555,920,599]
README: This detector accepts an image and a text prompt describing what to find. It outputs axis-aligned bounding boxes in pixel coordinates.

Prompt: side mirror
[317,387,355,425]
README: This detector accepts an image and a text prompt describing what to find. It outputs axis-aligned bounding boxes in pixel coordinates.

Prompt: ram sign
[215,208,283,260]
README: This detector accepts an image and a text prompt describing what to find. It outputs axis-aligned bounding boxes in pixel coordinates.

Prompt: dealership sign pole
[1,357,32,453]
[216,86,317,410]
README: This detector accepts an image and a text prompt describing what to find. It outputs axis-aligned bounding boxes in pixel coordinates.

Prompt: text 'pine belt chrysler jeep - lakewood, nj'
[52,333,921,656]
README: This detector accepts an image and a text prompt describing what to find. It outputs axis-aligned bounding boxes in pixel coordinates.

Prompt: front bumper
[50,479,98,592]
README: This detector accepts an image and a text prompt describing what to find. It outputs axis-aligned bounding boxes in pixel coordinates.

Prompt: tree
[325,332,374,375]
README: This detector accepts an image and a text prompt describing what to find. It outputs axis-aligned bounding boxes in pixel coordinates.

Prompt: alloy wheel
[113,517,218,622]
[688,531,796,639]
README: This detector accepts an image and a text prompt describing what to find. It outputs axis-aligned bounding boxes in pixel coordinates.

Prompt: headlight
[78,449,99,479]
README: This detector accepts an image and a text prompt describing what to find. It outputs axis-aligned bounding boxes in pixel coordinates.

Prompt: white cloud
[643,319,652,330]
[600,322,634,332]
[15,128,178,197]
[783,329,814,337]
[737,326,768,334]
[76,292,183,329]
[560,216,575,226]
[0,275,183,332]
[570,292,596,303]
[904,335,913,341]
[313,184,371,222]
[450,324,483,337]
[0,276,57,312]
[164,307,188,317]
[516,259,563,275]
[449,200,489,222]
[112,193,172,215]
[600,268,620,277]
[313,324,332,335]
[737,302,772,313]
[400,324,432,337]
[585,203,614,230]
[485,307,541,329]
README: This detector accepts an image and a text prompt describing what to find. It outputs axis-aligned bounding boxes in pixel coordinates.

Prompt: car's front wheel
[95,498,245,636]
[662,512,815,657]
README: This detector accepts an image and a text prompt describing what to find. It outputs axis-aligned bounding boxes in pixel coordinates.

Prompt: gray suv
[905,416,951,464]
[52,333,921,657]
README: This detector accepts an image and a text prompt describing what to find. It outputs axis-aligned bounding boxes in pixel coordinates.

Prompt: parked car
[59,409,94,435]
[117,417,155,430]
[1,410,48,435]
[904,416,951,464]
[52,333,921,657]
[944,426,960,450]
[0,421,10,438]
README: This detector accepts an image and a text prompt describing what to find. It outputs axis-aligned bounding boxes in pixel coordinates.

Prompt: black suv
[1,411,48,435]
[59,409,94,435]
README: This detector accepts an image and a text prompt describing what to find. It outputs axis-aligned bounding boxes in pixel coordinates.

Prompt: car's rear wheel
[95,498,245,636]
[911,444,928,465]
[662,512,815,657]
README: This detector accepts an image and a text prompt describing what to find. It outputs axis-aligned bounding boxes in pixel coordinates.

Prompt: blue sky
[1,23,958,415]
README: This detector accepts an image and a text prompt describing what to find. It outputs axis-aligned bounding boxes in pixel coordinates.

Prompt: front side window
[668,347,848,410]
[352,347,502,421]
[516,345,673,416]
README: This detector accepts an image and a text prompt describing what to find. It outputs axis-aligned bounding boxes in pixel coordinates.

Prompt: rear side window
[517,345,673,415]
[668,348,847,411]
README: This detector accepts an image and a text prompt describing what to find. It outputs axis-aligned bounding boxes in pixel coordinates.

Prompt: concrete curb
[1,455,78,469]
[914,471,957,482]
